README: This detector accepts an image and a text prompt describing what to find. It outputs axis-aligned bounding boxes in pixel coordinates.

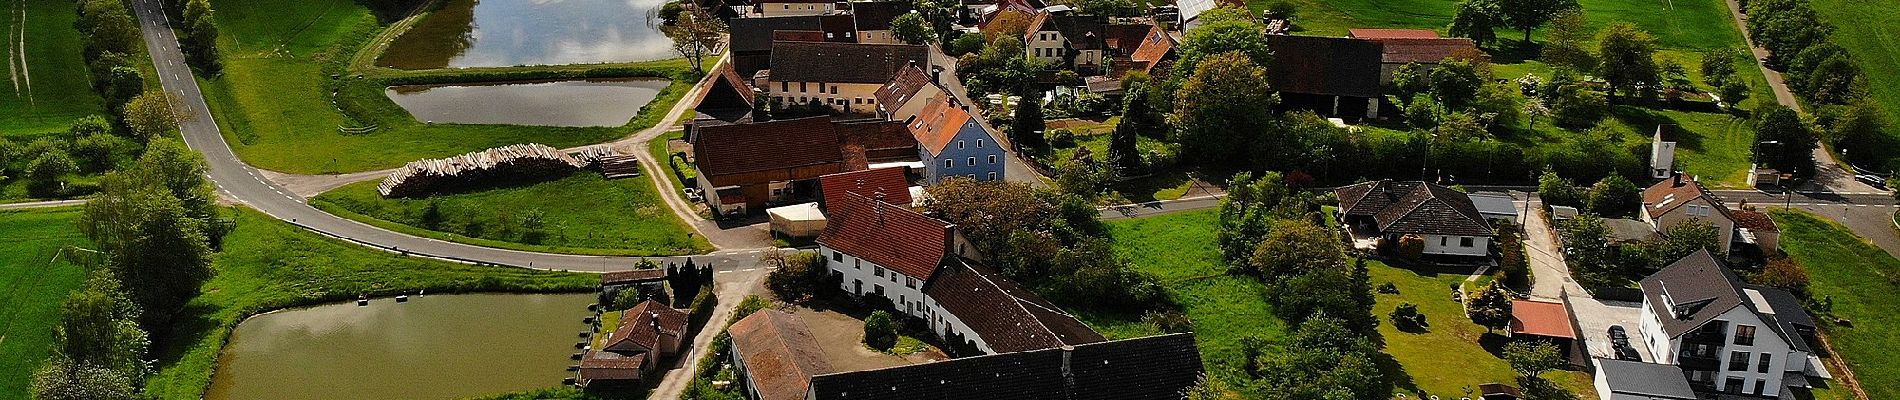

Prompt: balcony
[1679,354,1722,371]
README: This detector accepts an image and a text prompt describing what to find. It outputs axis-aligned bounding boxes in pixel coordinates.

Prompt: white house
[1650,125,1677,180]
[1633,251,1826,398]
[1641,175,1739,254]
[1335,180,1496,257]
[1022,10,1107,73]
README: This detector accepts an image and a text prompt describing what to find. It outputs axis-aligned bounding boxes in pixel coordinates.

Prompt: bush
[1551,86,1609,129]
[1142,310,1193,333]
[1377,282,1399,294]
[1390,302,1427,329]
[1395,234,1425,261]
[766,251,828,301]
[27,150,78,197]
[1049,128,1076,147]
[862,310,898,351]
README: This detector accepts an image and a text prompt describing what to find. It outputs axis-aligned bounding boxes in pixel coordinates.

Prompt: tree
[1175,18,1271,79]
[890,13,935,45]
[767,251,828,301]
[1496,0,1578,43]
[1540,9,1594,71]
[1700,48,1739,89]
[1537,171,1582,208]
[101,67,144,110]
[1586,175,1641,217]
[862,310,898,350]
[69,134,121,173]
[662,6,726,74]
[1465,281,1513,332]
[1753,257,1810,294]
[1597,23,1659,98]
[948,32,986,56]
[1108,83,1150,172]
[1217,172,1300,263]
[134,139,220,224]
[1560,214,1622,288]
[1245,219,1344,278]
[920,178,1058,267]
[1430,59,1486,110]
[1550,85,1609,129]
[53,272,150,379]
[82,172,215,328]
[29,357,140,400]
[180,0,222,73]
[1170,51,1275,167]
[1390,63,1432,101]
[1627,220,1722,270]
[122,91,179,141]
[1753,106,1817,175]
[27,150,78,197]
[1012,92,1048,151]
[76,0,140,59]
[1448,0,1502,46]
[1079,0,1142,17]
[1829,101,1888,165]
[1389,303,1427,330]
[1802,54,1865,105]
[1717,80,1752,112]
[1503,341,1565,376]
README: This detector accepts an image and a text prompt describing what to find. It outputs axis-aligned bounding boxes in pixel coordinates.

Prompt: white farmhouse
[1335,180,1496,257]
[1631,250,1828,398]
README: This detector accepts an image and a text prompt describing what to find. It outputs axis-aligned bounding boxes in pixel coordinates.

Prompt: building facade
[908,96,1005,184]
[1635,251,1824,398]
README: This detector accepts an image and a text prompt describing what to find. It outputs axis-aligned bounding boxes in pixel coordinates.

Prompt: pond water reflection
[378,0,675,69]
[385,78,669,127]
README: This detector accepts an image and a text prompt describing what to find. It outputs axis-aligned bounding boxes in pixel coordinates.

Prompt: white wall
[1707,305,1796,397]
[923,294,993,354]
[1421,235,1490,256]
[821,246,930,319]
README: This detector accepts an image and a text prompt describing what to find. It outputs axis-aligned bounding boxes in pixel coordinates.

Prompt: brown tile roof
[807,333,1202,400]
[1337,180,1492,236]
[817,192,953,280]
[1369,37,1478,64]
[850,0,913,31]
[773,30,829,42]
[820,167,912,208]
[1265,35,1385,98]
[692,116,845,178]
[603,300,689,354]
[1125,24,1174,73]
[1731,209,1779,232]
[922,258,1105,353]
[730,15,856,53]
[837,120,920,169]
[1337,180,1420,217]
[769,41,930,84]
[578,351,646,381]
[1510,299,1576,339]
[1642,176,1734,221]
[906,95,984,154]
[1348,28,1442,39]
[874,64,933,113]
[602,268,669,286]
[729,310,835,400]
[692,62,757,113]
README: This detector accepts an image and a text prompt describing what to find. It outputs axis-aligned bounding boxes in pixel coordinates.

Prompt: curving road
[127,0,764,272]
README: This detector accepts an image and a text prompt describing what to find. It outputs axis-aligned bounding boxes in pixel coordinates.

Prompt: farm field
[141,207,597,399]
[1809,0,1900,170]
[201,0,694,174]
[310,173,712,256]
[1771,210,1900,400]
[0,207,91,400]
[0,0,107,136]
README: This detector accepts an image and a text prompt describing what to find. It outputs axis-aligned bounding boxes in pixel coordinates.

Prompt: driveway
[1568,295,1654,362]
[1517,194,1584,299]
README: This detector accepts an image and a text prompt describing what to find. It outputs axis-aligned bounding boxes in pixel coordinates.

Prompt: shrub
[27,150,78,197]
[1142,310,1193,333]
[1395,234,1425,261]
[863,310,898,351]
[766,251,829,301]
[1049,128,1076,147]
[1377,282,1400,294]
[1390,302,1427,329]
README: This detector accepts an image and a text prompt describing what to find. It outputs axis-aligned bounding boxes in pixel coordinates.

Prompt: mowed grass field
[1809,0,1900,168]
[201,0,689,174]
[1369,261,1596,398]
[0,0,106,136]
[142,207,598,400]
[0,207,90,400]
[310,173,712,256]
[1770,210,1900,400]
[1093,210,1289,374]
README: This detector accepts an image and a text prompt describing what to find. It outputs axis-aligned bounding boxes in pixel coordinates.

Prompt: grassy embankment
[140,207,599,399]
[0,207,92,399]
[310,173,712,256]
[1257,0,1776,187]
[1808,0,1900,172]
[0,0,105,135]
[1771,209,1900,400]
[201,0,700,174]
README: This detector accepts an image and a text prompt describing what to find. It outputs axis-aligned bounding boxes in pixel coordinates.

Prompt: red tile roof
[817,192,952,280]
[922,258,1106,353]
[1642,176,1734,221]
[1348,28,1442,39]
[1510,299,1576,339]
[578,351,646,381]
[603,300,689,354]
[874,63,933,113]
[1370,37,1478,64]
[729,310,835,400]
[820,167,912,208]
[692,116,845,178]
[907,95,983,155]
[1730,209,1779,232]
[1126,24,1175,74]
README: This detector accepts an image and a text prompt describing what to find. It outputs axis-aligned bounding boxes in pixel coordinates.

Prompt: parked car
[1854,174,1887,189]
[1607,325,1641,361]
[1608,325,1629,346]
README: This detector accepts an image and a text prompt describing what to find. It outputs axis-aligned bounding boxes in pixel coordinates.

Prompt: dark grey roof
[851,1,913,31]
[1467,192,1517,218]
[731,16,828,53]
[806,333,1203,400]
[1335,180,1492,237]
[1265,35,1384,98]
[1605,218,1658,243]
[1596,359,1698,399]
[1336,180,1421,217]
[1640,250,1747,338]
[1746,283,1816,353]
[768,42,930,84]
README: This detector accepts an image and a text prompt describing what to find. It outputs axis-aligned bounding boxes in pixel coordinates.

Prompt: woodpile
[378,144,586,198]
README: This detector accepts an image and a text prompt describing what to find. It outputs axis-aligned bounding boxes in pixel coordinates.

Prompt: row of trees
[1448,0,1580,46]
[33,140,225,399]
[1559,214,1721,289]
[1741,0,1897,173]
[920,178,1168,310]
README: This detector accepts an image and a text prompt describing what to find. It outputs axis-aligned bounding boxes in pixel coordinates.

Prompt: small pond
[378,0,676,69]
[205,293,594,400]
[386,79,669,127]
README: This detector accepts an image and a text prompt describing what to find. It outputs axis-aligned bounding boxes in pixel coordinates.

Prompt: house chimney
[942,224,957,256]
[931,66,943,84]
[1672,171,1683,187]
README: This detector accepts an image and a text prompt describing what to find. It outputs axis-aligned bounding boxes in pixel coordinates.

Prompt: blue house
[906,95,1005,184]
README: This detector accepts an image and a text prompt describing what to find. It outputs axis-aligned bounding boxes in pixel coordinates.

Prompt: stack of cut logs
[378,143,586,198]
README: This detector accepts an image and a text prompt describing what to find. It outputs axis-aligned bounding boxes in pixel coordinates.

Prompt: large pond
[386,78,669,127]
[205,293,595,400]
[379,0,675,69]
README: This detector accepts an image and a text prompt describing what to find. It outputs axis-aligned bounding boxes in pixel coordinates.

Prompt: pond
[378,0,676,69]
[386,79,670,127]
[205,293,595,400]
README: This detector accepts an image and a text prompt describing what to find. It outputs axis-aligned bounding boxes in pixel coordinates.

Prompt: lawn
[1368,260,1596,398]
[201,0,695,174]
[309,173,712,256]
[141,207,599,400]
[0,0,106,136]
[1770,209,1900,400]
[1093,209,1287,373]
[1037,123,1197,202]
[1809,0,1900,170]
[647,130,695,197]
[0,207,91,399]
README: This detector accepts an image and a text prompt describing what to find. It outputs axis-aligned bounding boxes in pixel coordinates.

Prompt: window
[1440,237,1448,246]
[854,259,861,269]
[1753,380,1766,395]
[986,172,997,181]
[1759,353,1773,373]
[1729,351,1751,371]
[874,266,885,277]
[833,251,843,262]
[1724,377,1745,395]
[874,284,884,296]
[967,157,976,166]
[958,140,966,149]
[889,274,896,283]
[1461,237,1475,247]
[831,86,838,95]
[988,155,997,164]
[800,82,807,92]
[781,82,789,92]
[944,159,953,169]
[783,4,788,9]
[977,139,985,148]
[1735,325,1756,346]
[826,32,834,38]
[906,277,917,288]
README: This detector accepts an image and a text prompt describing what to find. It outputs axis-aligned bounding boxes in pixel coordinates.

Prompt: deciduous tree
[1496,0,1578,43]
[890,13,935,45]
[1586,175,1641,217]
[121,91,180,141]
[1753,106,1817,175]
[1448,0,1502,46]
[1540,9,1594,71]
[1597,23,1659,98]
[1170,51,1275,167]
[1465,281,1513,332]
[662,6,726,74]
[1503,341,1564,376]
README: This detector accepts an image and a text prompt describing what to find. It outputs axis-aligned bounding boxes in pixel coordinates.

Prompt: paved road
[1719,0,1880,194]
[1713,189,1900,257]
[0,199,87,210]
[127,0,766,272]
